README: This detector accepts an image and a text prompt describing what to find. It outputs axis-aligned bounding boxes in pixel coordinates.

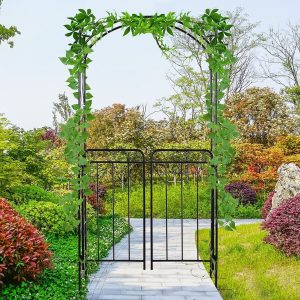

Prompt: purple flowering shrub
[225,182,257,205]
[262,194,300,256]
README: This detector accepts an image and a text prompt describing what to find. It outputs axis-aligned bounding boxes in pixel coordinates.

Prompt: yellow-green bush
[17,201,77,236]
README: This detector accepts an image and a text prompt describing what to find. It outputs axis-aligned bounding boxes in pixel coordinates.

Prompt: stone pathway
[88,219,261,300]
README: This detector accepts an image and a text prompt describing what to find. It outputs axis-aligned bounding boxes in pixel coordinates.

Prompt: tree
[283,87,300,133]
[166,7,260,97]
[225,87,294,145]
[52,93,73,132]
[225,7,261,94]
[260,23,300,88]
[154,67,208,143]
[0,1,20,48]
[0,115,26,192]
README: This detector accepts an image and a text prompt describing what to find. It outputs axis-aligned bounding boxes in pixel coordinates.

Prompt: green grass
[0,216,130,300]
[105,183,263,219]
[197,223,300,300]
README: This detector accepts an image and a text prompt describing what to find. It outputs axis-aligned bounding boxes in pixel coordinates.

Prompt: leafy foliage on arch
[59,8,238,228]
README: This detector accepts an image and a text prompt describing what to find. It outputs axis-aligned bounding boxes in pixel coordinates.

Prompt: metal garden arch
[60,10,234,291]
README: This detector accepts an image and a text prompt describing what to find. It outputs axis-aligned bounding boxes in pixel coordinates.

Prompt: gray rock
[272,163,300,210]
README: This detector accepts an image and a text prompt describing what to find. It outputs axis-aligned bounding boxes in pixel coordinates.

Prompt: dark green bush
[17,201,77,236]
[8,185,59,205]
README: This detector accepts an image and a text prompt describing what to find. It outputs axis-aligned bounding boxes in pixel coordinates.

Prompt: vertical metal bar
[142,155,146,270]
[214,72,219,287]
[127,159,131,261]
[112,162,115,260]
[150,154,154,270]
[209,68,215,279]
[180,162,183,261]
[77,71,82,291]
[165,163,168,260]
[196,165,199,260]
[82,64,88,278]
[209,68,213,153]
[210,187,215,278]
[96,163,100,261]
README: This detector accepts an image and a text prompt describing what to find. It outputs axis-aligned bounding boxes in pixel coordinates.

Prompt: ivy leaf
[166,27,174,36]
[59,57,68,65]
[123,27,131,36]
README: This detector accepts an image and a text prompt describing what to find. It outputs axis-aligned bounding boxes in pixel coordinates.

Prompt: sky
[0,0,300,130]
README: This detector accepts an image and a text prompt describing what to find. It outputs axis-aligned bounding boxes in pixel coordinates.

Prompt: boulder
[271,163,300,210]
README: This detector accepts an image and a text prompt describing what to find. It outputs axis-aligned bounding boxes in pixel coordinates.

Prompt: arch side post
[78,70,83,291]
[214,72,219,288]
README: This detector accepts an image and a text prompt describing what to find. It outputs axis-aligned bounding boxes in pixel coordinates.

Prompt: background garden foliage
[0,3,300,299]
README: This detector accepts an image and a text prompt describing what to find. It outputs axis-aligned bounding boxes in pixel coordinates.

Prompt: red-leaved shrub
[0,199,52,284]
[262,191,275,219]
[262,194,300,256]
[87,183,106,214]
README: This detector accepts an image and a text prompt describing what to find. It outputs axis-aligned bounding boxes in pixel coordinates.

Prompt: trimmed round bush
[8,185,59,205]
[0,199,52,285]
[18,201,77,236]
[262,194,300,256]
[225,182,257,205]
[262,191,275,219]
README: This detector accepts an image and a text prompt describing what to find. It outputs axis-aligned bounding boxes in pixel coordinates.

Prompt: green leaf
[59,57,68,65]
[123,27,131,36]
[166,27,174,36]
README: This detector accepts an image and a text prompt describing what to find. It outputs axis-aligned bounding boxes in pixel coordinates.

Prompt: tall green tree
[154,67,208,143]
[0,115,26,192]
[0,1,20,48]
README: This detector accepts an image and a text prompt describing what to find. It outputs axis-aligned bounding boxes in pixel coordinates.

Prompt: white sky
[0,0,299,130]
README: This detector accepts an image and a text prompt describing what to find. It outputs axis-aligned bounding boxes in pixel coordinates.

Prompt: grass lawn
[197,223,300,300]
[0,216,130,300]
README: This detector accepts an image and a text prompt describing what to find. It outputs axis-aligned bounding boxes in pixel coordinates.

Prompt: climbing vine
[60,8,239,229]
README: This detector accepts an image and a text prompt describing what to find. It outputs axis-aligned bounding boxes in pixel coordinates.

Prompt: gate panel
[150,149,217,284]
[84,149,146,269]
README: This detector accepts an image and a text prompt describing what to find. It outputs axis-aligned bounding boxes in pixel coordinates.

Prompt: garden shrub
[17,201,77,236]
[262,191,275,219]
[86,202,97,233]
[262,194,300,256]
[225,182,257,205]
[0,199,52,284]
[87,183,106,214]
[8,185,59,205]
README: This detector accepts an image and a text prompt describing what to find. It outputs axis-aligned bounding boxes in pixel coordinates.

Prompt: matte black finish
[149,148,217,280]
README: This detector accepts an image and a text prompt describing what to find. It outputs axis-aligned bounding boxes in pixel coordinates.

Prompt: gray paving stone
[88,218,261,299]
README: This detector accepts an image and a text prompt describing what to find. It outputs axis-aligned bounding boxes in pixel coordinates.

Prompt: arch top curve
[85,16,209,51]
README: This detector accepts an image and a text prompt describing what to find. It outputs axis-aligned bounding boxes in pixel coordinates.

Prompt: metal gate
[79,149,146,284]
[150,149,218,285]
[78,148,218,288]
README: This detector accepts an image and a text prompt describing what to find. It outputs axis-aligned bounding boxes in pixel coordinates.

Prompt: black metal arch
[85,17,209,51]
[77,13,218,292]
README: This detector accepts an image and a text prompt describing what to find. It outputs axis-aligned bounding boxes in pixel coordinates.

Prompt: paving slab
[88,218,261,300]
